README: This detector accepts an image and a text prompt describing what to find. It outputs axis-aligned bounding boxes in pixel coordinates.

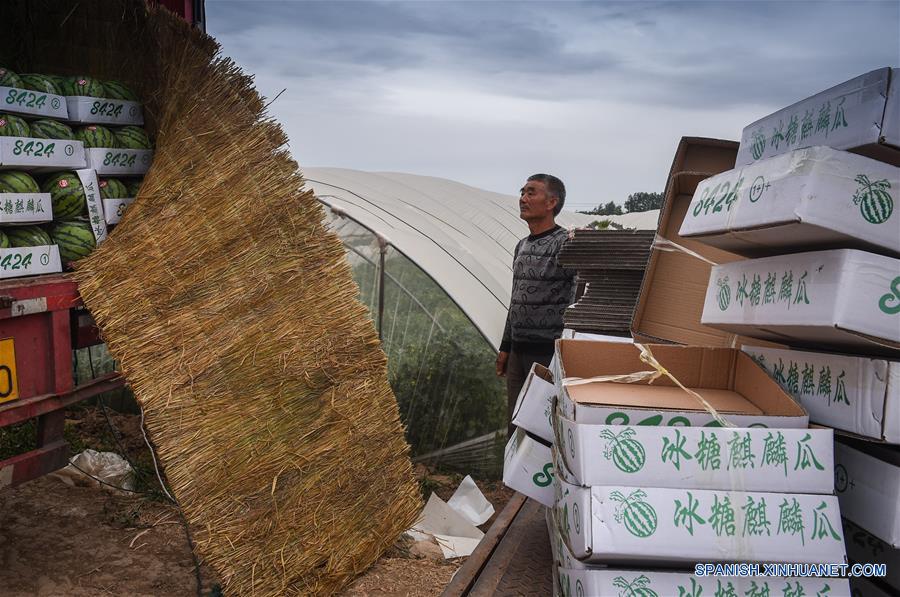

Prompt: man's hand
[496,351,509,377]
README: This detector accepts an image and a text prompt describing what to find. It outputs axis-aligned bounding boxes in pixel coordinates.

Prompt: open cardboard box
[678,146,900,258]
[630,137,783,349]
[555,339,808,428]
[511,363,555,444]
[834,437,900,548]
[502,428,555,507]
[743,345,900,444]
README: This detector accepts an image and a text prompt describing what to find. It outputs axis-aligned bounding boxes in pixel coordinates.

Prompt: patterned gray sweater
[500,225,576,355]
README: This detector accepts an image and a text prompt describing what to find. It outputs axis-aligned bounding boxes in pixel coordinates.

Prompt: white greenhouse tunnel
[304,167,659,351]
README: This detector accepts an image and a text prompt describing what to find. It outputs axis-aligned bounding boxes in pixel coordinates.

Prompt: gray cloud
[207,0,899,208]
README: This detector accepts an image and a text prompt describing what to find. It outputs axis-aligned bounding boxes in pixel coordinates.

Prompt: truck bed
[442,494,553,597]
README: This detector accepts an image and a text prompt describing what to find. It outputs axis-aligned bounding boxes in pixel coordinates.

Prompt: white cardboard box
[834,439,900,548]
[558,568,850,597]
[844,518,900,591]
[679,147,900,256]
[736,67,899,166]
[555,340,809,428]
[555,417,834,493]
[511,363,555,444]
[553,474,847,565]
[75,169,108,244]
[0,137,86,171]
[502,428,554,507]
[702,249,900,350]
[743,345,900,443]
[0,194,52,224]
[102,198,134,225]
[85,148,153,176]
[547,508,590,572]
[65,96,143,125]
[0,86,67,119]
[0,245,61,279]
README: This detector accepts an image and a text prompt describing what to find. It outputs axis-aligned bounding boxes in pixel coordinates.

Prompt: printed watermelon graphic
[610,489,658,538]
[717,276,731,311]
[853,174,893,225]
[613,575,659,597]
[750,130,766,160]
[600,428,646,473]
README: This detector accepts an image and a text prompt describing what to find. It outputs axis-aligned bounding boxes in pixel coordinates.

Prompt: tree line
[581,191,663,215]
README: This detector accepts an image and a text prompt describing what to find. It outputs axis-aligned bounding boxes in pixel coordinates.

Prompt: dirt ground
[0,406,513,597]
[0,476,213,597]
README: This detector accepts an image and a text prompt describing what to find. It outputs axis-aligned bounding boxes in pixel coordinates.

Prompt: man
[497,173,575,438]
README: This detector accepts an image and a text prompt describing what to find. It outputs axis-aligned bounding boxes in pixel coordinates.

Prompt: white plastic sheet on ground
[447,475,494,526]
[49,449,134,492]
[408,493,484,559]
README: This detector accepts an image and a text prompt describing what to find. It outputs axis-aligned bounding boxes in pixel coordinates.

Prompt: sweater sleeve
[500,240,522,352]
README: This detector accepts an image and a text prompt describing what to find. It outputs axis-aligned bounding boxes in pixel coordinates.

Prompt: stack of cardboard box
[681,68,900,597]
[504,68,898,596]
[557,229,655,337]
[550,340,847,595]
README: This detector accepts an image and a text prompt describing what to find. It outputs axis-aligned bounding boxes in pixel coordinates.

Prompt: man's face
[519,180,557,221]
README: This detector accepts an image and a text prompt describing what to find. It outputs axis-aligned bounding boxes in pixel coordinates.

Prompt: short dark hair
[527,173,566,215]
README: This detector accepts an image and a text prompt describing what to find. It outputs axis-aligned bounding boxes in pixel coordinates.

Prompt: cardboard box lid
[557,340,805,417]
[631,137,767,348]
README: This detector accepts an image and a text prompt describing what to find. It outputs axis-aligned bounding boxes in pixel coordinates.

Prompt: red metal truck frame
[0,274,124,488]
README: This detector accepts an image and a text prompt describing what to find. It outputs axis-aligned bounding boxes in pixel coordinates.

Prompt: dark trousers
[506,350,554,439]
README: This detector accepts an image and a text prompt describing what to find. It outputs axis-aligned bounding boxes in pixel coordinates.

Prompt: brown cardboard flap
[733,352,806,416]
[568,385,763,414]
[533,363,553,384]
[558,340,737,388]
[631,137,782,349]
[558,340,805,417]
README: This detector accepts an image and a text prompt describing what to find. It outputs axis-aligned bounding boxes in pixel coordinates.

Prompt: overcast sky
[207,1,899,212]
